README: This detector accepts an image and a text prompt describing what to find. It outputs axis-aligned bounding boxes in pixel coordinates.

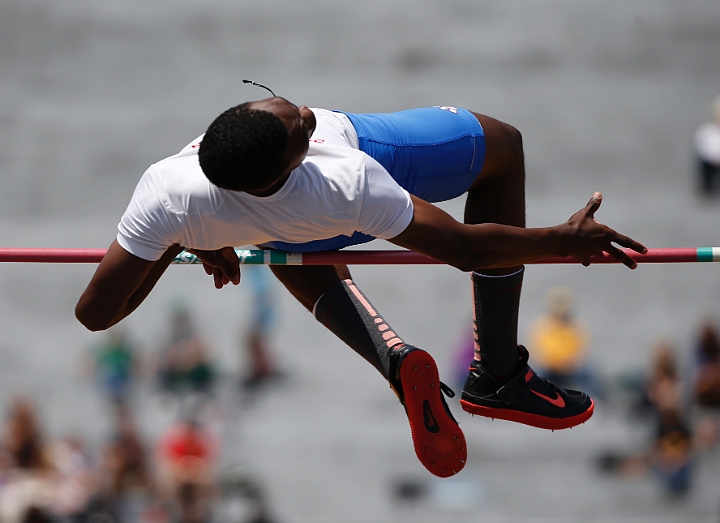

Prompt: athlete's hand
[561,192,647,269]
[187,246,241,289]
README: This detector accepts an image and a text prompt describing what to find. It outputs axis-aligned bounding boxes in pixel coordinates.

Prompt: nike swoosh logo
[423,400,440,433]
[531,390,566,408]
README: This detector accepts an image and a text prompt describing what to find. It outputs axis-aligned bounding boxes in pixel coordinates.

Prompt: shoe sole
[460,398,594,430]
[400,350,467,477]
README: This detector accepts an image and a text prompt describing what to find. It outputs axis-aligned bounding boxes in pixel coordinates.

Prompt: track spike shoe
[389,344,467,478]
[460,345,594,430]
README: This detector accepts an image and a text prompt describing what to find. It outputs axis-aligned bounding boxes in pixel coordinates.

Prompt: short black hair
[198,103,288,191]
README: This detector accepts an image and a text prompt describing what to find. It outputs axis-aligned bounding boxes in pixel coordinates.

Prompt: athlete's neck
[244,172,292,197]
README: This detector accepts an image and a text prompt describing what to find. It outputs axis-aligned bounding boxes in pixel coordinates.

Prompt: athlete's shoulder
[141,138,224,216]
[308,109,359,149]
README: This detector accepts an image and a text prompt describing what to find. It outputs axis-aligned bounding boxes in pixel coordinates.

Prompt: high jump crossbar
[0,247,718,265]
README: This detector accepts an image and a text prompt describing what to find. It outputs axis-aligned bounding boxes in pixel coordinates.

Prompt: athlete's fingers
[220,247,240,285]
[214,269,232,289]
[606,244,638,269]
[612,233,648,255]
[190,247,240,285]
[584,191,602,219]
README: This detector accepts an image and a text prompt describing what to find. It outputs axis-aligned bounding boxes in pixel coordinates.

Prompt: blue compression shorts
[267,106,485,252]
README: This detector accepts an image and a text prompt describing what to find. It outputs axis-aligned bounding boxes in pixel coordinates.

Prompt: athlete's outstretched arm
[390,192,646,271]
[75,240,184,331]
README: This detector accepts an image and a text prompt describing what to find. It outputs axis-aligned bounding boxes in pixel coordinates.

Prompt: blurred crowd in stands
[523,285,720,498]
[0,395,275,523]
[0,267,282,523]
[594,317,720,497]
[525,284,720,498]
[525,286,720,498]
[2,274,719,520]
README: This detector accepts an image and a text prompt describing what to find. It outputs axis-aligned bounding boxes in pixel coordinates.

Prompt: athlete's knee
[504,122,523,155]
[494,120,524,164]
[473,115,524,184]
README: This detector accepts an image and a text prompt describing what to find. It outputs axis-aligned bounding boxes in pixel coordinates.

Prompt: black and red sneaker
[460,346,594,430]
[389,344,467,478]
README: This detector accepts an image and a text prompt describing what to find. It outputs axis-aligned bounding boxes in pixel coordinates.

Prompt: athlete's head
[198,97,316,194]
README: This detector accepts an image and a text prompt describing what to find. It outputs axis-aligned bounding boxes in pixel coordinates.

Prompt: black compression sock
[471,268,524,380]
[313,279,403,380]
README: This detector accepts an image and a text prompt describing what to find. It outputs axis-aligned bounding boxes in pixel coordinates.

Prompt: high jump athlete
[76,95,646,477]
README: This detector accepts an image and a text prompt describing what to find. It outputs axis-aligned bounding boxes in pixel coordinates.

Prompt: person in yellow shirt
[528,286,599,396]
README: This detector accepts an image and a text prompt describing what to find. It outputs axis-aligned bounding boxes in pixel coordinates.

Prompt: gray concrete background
[0,0,719,521]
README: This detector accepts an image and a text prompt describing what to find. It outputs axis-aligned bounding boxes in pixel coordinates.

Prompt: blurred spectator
[645,341,695,496]
[691,318,720,451]
[597,341,695,496]
[48,435,100,520]
[92,328,140,404]
[99,404,153,517]
[155,418,220,523]
[1,397,50,472]
[694,94,720,195]
[158,307,216,396]
[693,318,720,408]
[650,410,694,496]
[0,397,54,523]
[527,286,601,396]
[218,466,277,523]
[241,266,283,391]
[645,340,684,417]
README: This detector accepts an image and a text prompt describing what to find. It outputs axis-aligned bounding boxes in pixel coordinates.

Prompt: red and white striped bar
[0,247,718,265]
